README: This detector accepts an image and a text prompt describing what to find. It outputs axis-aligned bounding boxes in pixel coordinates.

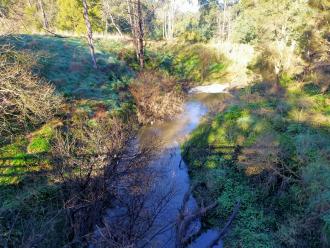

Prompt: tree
[37,0,49,29]
[198,0,219,40]
[161,0,176,40]
[56,0,102,33]
[82,0,97,68]
[101,0,123,36]
[128,0,145,68]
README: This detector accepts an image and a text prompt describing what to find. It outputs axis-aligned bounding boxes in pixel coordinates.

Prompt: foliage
[198,0,220,41]
[0,33,138,247]
[183,77,330,246]
[129,71,183,124]
[117,42,229,83]
[56,0,103,33]
[232,0,312,44]
[0,35,134,112]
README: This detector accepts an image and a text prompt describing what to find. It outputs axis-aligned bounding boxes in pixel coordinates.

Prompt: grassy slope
[183,77,330,247]
[0,35,133,109]
[0,34,134,183]
[0,34,134,246]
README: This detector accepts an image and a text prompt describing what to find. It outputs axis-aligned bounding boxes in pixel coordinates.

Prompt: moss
[0,122,58,185]
[27,122,57,154]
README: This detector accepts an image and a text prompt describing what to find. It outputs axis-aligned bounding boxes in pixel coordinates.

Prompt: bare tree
[37,0,49,30]
[101,0,123,37]
[82,0,97,69]
[162,0,175,40]
[128,0,145,68]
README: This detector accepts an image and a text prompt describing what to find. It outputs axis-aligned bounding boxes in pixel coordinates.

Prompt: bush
[129,71,183,124]
[178,30,207,43]
[130,43,228,83]
[0,46,62,143]
[171,44,228,83]
[251,43,303,81]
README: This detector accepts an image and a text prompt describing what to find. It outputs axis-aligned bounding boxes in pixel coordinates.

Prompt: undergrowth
[182,78,330,247]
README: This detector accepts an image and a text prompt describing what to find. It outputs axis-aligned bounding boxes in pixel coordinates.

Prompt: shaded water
[136,92,227,247]
[95,89,228,247]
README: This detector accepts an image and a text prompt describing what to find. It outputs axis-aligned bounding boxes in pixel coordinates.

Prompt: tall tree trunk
[169,0,174,39]
[163,11,166,39]
[82,0,97,69]
[105,18,108,34]
[128,0,144,68]
[164,11,168,39]
[37,0,49,30]
[127,0,137,53]
[222,0,227,43]
[136,0,144,68]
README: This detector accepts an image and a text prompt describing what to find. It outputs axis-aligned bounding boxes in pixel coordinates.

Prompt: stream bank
[92,84,232,247]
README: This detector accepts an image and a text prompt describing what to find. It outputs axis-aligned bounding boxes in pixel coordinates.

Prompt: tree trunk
[105,18,108,34]
[109,12,123,37]
[128,0,144,68]
[169,0,174,39]
[37,0,49,30]
[222,0,227,43]
[136,0,144,68]
[163,11,165,39]
[82,0,97,69]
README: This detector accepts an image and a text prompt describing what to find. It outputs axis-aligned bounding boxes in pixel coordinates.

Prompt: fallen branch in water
[175,185,241,248]
[175,188,218,248]
[207,201,241,248]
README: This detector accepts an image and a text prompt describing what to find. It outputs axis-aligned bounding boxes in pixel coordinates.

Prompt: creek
[94,85,229,248]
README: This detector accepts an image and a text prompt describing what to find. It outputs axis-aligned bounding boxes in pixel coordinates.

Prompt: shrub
[172,44,228,82]
[129,71,183,124]
[0,46,62,143]
[251,42,303,81]
[51,112,134,241]
[178,30,206,43]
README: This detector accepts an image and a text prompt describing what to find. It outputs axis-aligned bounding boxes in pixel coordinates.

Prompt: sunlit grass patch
[0,122,60,185]
[0,34,134,113]
[0,140,39,185]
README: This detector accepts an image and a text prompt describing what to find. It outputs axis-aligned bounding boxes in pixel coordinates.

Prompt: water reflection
[95,93,227,248]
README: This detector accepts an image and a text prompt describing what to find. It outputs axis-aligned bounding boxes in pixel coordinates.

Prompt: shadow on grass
[181,79,330,246]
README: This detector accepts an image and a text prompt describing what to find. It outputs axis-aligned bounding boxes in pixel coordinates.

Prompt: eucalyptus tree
[82,0,98,68]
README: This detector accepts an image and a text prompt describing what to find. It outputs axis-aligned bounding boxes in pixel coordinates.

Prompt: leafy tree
[198,0,219,40]
[56,0,102,33]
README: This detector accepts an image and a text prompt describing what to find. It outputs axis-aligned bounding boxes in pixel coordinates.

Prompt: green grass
[117,42,229,83]
[0,122,57,185]
[182,78,330,247]
[0,34,134,110]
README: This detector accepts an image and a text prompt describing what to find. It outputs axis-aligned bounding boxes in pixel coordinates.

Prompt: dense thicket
[0,46,61,143]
